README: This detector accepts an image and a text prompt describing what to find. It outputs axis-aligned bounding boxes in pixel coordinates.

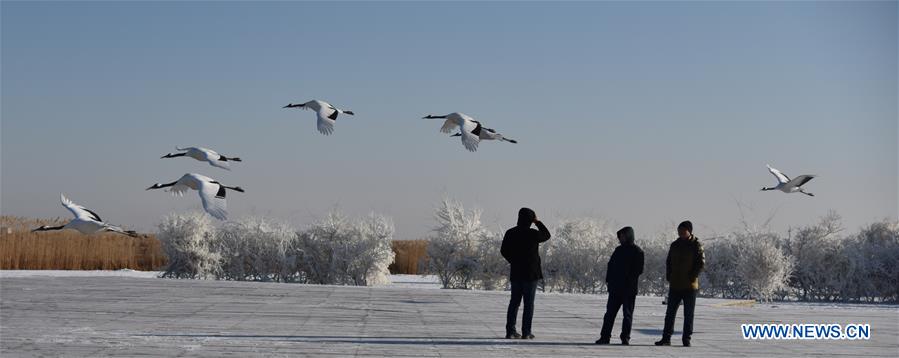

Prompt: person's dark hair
[677,220,693,233]
[616,226,635,245]
[517,207,536,227]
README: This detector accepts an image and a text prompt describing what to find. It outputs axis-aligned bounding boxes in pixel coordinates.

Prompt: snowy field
[1,271,897,357]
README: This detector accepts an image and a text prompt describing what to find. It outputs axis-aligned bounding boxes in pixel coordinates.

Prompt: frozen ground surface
[1,272,897,357]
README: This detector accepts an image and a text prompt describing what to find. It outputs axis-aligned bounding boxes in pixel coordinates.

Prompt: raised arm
[534,220,551,243]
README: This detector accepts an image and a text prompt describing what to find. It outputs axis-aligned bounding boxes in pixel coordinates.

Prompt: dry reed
[0,216,166,270]
[388,239,429,275]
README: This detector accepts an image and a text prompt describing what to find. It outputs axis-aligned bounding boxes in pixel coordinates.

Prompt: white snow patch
[380,274,441,289]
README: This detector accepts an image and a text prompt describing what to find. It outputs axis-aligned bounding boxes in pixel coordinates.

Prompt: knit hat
[677,220,693,232]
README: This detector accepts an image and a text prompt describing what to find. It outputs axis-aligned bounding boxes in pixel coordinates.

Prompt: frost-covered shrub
[732,232,793,301]
[702,232,792,301]
[426,199,499,289]
[783,213,849,301]
[297,212,396,286]
[154,207,897,300]
[781,214,899,302]
[216,217,298,282]
[473,231,508,290]
[156,212,221,279]
[156,211,394,286]
[638,233,671,296]
[346,214,397,286]
[842,221,899,302]
[298,212,355,285]
[541,219,615,294]
[701,237,742,298]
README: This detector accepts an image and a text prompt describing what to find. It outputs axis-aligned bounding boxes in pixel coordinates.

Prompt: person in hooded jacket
[596,226,645,345]
[500,207,551,340]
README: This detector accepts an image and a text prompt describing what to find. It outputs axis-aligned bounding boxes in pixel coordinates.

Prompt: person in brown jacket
[655,220,704,347]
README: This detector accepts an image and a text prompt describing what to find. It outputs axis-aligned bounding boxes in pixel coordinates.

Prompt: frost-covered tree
[156,212,221,279]
[427,198,493,289]
[541,219,615,294]
[345,214,396,286]
[732,231,793,301]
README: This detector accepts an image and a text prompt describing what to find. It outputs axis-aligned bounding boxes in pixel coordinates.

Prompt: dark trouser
[662,288,697,340]
[599,291,636,340]
[506,280,538,335]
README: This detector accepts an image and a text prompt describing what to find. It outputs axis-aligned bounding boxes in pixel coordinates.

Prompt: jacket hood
[617,226,635,245]
[517,207,536,227]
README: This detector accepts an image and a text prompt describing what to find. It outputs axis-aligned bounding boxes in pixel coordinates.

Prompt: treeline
[6,206,897,304]
[424,199,899,303]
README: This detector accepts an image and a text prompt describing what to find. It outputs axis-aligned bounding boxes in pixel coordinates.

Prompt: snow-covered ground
[1,272,897,357]
[2,274,896,357]
[3,270,897,311]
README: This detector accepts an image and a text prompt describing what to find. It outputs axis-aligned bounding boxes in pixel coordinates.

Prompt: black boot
[505,331,521,339]
[682,338,691,347]
[620,337,629,345]
[521,333,535,340]
[594,337,610,345]
[654,338,671,346]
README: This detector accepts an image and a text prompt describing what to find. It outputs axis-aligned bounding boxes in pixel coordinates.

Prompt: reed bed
[0,216,166,270]
[388,239,429,275]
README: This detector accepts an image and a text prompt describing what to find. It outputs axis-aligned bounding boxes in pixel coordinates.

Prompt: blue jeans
[506,280,538,335]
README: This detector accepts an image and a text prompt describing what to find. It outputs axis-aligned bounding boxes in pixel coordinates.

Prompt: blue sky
[2,1,896,239]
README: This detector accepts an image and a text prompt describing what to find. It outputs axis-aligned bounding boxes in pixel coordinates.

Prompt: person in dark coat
[596,226,644,345]
[500,207,551,340]
[655,220,705,347]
